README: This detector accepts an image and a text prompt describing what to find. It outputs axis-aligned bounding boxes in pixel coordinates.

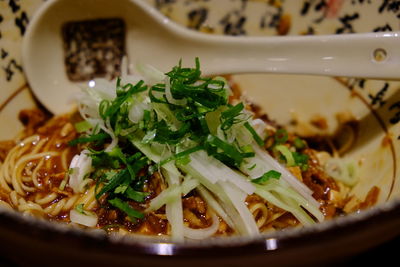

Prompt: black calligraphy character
[368,83,388,107]
[8,0,21,13]
[3,59,23,81]
[15,11,29,35]
[389,101,400,125]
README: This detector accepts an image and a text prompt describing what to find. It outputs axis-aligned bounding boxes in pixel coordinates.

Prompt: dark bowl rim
[0,197,399,257]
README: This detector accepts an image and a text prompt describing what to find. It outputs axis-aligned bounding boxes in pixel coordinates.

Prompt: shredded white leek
[181,175,199,196]
[325,158,358,187]
[196,185,235,230]
[70,209,98,227]
[163,168,184,242]
[146,184,181,212]
[68,150,92,193]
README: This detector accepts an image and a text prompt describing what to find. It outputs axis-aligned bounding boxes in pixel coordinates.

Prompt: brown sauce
[356,186,380,211]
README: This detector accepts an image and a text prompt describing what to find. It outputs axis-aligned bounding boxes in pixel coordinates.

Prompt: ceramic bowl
[0,0,399,266]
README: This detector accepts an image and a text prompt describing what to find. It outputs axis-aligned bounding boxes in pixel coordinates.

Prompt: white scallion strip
[68,150,92,193]
[185,152,218,184]
[136,62,165,85]
[166,197,184,242]
[250,119,268,140]
[279,193,317,226]
[70,209,98,227]
[181,175,199,196]
[252,145,319,207]
[324,158,358,187]
[104,118,118,152]
[163,168,184,242]
[179,161,255,236]
[128,98,149,123]
[196,185,235,229]
[254,186,315,226]
[189,151,255,195]
[87,78,116,101]
[163,162,181,184]
[146,184,181,212]
[218,181,259,236]
[259,179,324,222]
[183,212,220,240]
[130,137,164,163]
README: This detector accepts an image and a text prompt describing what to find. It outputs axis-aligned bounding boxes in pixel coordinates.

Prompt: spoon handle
[185,31,400,79]
[131,0,400,80]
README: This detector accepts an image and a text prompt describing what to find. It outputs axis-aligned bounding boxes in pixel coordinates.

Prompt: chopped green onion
[102,80,147,119]
[205,135,244,166]
[74,121,92,133]
[108,198,144,220]
[293,152,309,171]
[68,132,109,146]
[125,186,149,202]
[274,129,288,144]
[140,110,151,130]
[160,146,203,166]
[293,137,306,150]
[153,120,190,144]
[75,203,85,214]
[252,170,281,184]
[102,224,121,231]
[222,103,244,117]
[240,144,255,158]
[96,169,130,199]
[244,122,264,147]
[221,103,244,130]
[275,145,295,167]
[114,184,128,194]
[248,163,257,171]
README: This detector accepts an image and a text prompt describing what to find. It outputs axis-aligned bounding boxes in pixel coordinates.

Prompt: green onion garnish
[96,169,130,199]
[160,146,203,166]
[108,198,144,220]
[293,137,306,150]
[221,102,244,130]
[244,122,264,147]
[275,145,295,167]
[74,121,92,133]
[205,135,244,167]
[68,132,109,146]
[274,128,288,144]
[293,152,309,171]
[252,170,281,184]
[75,203,85,214]
[124,187,149,202]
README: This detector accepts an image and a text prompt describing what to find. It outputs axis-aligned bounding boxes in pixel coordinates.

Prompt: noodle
[249,202,269,229]
[0,105,347,239]
[0,67,354,240]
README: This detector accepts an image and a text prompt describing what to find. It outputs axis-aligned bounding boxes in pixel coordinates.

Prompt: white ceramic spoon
[22,0,400,114]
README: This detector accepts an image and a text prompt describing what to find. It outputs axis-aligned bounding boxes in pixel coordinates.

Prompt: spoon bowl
[22,0,400,114]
